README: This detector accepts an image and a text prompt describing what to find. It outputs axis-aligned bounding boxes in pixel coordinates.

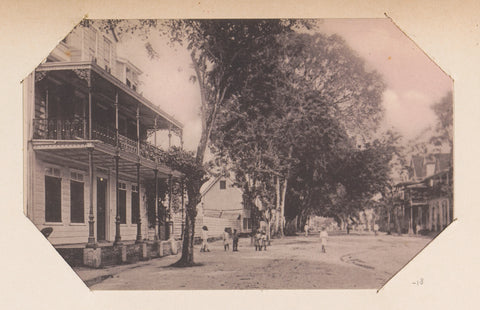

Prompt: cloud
[382,89,437,140]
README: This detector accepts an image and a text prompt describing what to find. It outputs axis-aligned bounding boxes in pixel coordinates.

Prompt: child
[232,229,239,251]
[223,228,231,251]
[201,226,210,252]
[261,230,267,251]
[320,227,328,253]
[254,230,262,251]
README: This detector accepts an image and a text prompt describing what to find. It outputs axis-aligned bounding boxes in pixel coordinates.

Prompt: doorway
[97,177,108,241]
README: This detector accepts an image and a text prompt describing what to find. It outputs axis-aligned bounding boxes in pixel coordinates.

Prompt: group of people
[223,228,240,251]
[200,226,239,252]
[201,225,328,254]
[253,229,267,251]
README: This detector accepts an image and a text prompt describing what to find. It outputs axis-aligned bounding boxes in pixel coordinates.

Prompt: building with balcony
[23,23,184,266]
[398,153,453,235]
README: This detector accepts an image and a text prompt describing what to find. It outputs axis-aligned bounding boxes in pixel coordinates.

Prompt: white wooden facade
[24,23,183,246]
[194,176,252,238]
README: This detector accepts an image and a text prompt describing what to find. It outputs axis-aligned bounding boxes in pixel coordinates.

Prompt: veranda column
[86,147,97,248]
[408,189,413,235]
[168,174,172,238]
[114,155,122,245]
[135,105,142,243]
[113,91,122,245]
[154,169,159,240]
[153,117,159,240]
[181,178,185,240]
[135,163,143,243]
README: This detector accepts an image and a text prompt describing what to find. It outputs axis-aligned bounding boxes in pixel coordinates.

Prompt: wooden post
[114,155,122,245]
[181,178,185,240]
[135,163,142,243]
[168,174,172,239]
[154,169,159,240]
[115,91,119,147]
[136,105,140,156]
[83,97,87,139]
[88,84,92,140]
[86,147,97,248]
[408,189,413,235]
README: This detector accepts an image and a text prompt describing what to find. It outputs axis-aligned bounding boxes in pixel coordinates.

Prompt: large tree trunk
[279,177,287,237]
[274,176,281,236]
[173,182,201,266]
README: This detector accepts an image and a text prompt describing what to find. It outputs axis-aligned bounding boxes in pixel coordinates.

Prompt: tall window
[243,218,251,230]
[131,185,139,224]
[119,182,127,224]
[45,168,62,222]
[70,172,84,223]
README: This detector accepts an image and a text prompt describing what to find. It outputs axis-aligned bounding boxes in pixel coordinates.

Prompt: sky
[117,19,453,152]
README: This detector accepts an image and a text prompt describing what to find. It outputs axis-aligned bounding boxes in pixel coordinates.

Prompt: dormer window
[220,180,226,190]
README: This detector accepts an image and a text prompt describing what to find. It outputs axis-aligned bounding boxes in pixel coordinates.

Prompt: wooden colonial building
[192,175,252,238]
[400,153,453,235]
[23,23,183,262]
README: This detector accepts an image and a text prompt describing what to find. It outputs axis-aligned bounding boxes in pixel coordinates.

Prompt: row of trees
[98,19,402,266]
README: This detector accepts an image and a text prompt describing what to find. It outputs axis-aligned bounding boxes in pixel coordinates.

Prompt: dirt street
[84,232,431,290]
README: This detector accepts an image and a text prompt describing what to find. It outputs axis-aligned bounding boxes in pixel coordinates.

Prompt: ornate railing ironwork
[33,118,168,164]
[118,134,138,154]
[91,122,116,146]
[33,119,84,140]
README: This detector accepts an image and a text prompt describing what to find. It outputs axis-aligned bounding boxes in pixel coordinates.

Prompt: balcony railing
[33,118,168,163]
[91,122,116,146]
[33,119,85,140]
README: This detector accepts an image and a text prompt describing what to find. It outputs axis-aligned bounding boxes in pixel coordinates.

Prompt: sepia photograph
[22,18,454,290]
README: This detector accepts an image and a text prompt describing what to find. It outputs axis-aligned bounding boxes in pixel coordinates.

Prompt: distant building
[190,175,252,238]
[399,153,453,234]
[23,23,183,247]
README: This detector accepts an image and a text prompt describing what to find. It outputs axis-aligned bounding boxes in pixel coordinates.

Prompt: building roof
[410,153,452,180]
[200,174,242,197]
[411,155,424,179]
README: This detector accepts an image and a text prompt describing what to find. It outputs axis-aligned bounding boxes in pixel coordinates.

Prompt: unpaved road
[82,232,431,290]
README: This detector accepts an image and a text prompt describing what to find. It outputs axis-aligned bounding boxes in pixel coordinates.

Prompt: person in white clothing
[320,227,328,253]
[223,228,231,251]
[201,226,210,252]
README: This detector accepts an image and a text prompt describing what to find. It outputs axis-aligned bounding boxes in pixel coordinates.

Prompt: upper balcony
[29,61,183,177]
[32,119,168,164]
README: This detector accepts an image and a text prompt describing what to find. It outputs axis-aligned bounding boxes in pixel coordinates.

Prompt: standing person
[304,223,309,237]
[254,229,262,251]
[232,229,239,251]
[201,226,210,252]
[374,223,379,236]
[223,228,231,251]
[346,223,350,235]
[320,227,328,253]
[261,230,267,251]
